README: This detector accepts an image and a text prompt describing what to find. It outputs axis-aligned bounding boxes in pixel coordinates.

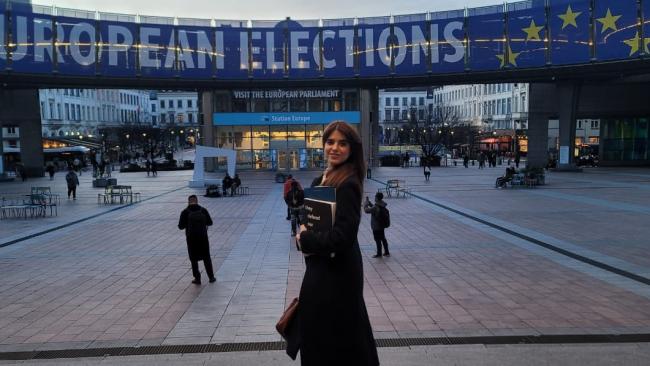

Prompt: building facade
[379,89,431,145]
[39,89,152,139]
[150,91,199,129]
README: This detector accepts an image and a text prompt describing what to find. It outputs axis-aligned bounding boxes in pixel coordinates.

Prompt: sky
[31,0,501,20]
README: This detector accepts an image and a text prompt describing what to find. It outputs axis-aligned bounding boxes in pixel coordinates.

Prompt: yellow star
[496,45,520,68]
[624,32,640,56]
[522,19,544,41]
[558,5,582,30]
[596,8,621,34]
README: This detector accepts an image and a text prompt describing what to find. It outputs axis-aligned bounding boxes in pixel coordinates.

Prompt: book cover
[303,186,336,258]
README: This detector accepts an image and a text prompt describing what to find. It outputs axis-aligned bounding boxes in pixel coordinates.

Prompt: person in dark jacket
[295,121,379,365]
[65,168,79,200]
[231,174,241,196]
[363,192,390,257]
[284,180,305,236]
[222,173,233,196]
[178,195,216,285]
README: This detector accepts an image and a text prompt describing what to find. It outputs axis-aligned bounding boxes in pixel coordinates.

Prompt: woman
[295,121,379,365]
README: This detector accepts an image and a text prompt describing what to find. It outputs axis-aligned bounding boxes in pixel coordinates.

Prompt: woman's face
[325,130,351,168]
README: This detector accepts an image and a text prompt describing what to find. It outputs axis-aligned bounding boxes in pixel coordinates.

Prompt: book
[303,186,336,258]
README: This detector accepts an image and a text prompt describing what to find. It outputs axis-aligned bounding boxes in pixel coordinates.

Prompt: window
[76,105,81,120]
[402,97,407,106]
[8,127,16,134]
[188,113,193,123]
[385,110,391,120]
[401,109,407,120]
[151,104,156,113]
[160,100,165,108]
[57,104,62,119]
[152,115,157,124]
[591,120,599,129]
[418,109,424,120]
[8,140,18,148]
[578,120,583,129]
[41,102,46,119]
[419,97,424,106]
[393,97,398,106]
[65,104,70,120]
[410,97,416,106]
[393,110,400,121]
[178,100,182,108]
[187,100,193,108]
[385,97,391,106]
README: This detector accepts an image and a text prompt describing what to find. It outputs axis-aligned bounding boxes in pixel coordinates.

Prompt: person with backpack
[423,164,431,181]
[65,168,79,200]
[178,195,216,285]
[363,192,390,258]
[284,180,304,236]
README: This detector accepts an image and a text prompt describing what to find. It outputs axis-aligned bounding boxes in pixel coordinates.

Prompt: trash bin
[366,167,372,179]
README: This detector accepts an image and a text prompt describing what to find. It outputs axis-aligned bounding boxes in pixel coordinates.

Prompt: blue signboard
[288,26,321,79]
[594,0,638,61]
[10,11,54,74]
[359,24,393,77]
[468,7,506,71]
[550,0,591,65]
[508,5,547,68]
[98,20,138,77]
[430,16,465,73]
[56,16,96,76]
[321,26,356,78]
[138,22,175,78]
[393,21,429,76]
[250,27,285,79]
[0,9,6,71]
[214,111,361,126]
[177,26,216,79]
[645,0,650,57]
[220,27,248,79]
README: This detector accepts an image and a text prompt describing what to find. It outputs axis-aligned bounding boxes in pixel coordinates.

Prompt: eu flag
[594,0,638,61]
[550,0,591,65]
[643,0,650,56]
[468,5,506,71]
[508,2,547,68]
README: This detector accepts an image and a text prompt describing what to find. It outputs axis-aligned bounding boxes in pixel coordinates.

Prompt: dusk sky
[32,0,502,20]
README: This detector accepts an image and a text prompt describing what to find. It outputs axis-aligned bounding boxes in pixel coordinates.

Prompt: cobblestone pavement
[1,166,650,364]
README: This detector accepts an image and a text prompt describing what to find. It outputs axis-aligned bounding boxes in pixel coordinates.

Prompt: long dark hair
[321,121,365,190]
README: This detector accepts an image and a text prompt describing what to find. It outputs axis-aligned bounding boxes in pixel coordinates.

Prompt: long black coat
[178,204,213,261]
[296,175,379,366]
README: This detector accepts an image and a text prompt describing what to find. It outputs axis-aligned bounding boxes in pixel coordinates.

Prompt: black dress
[296,175,379,366]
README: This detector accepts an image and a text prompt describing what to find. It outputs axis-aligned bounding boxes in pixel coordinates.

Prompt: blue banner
[250,27,285,79]
[10,11,54,74]
[138,23,175,78]
[468,8,506,71]
[214,111,361,126]
[220,27,248,79]
[508,6,547,68]
[288,26,321,79]
[0,9,6,71]
[550,0,591,65]
[393,21,429,76]
[321,26,356,78]
[98,20,137,77]
[431,17,466,73]
[359,24,393,77]
[177,26,216,79]
[56,16,96,76]
[594,0,638,61]
[645,1,650,57]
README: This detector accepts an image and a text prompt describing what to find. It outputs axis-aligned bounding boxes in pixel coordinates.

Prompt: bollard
[366,167,372,179]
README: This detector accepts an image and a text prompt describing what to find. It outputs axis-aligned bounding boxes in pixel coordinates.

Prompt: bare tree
[401,102,460,164]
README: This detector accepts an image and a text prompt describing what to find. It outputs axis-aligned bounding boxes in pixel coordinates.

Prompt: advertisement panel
[56,16,96,76]
[594,0,639,61]
[392,21,429,76]
[508,5,547,68]
[358,23,393,77]
[214,111,361,126]
[98,20,138,77]
[9,10,55,74]
[430,16,465,73]
[177,26,216,79]
[288,26,321,79]
[468,7,506,71]
[321,25,356,78]
[645,0,650,58]
[550,0,591,65]
[138,22,175,78]
[0,10,5,71]
[249,27,285,79]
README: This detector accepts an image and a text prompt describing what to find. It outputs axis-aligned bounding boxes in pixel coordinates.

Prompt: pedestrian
[151,160,157,177]
[16,163,27,182]
[73,157,82,176]
[98,159,105,178]
[178,195,216,285]
[363,192,390,258]
[283,174,301,220]
[294,121,379,365]
[423,164,431,181]
[231,173,241,195]
[222,173,233,196]
[65,168,79,200]
[284,180,304,236]
[463,154,469,168]
[145,160,151,177]
[46,163,56,180]
[515,152,521,169]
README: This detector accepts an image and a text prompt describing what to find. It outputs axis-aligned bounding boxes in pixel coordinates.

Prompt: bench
[99,185,141,204]
[233,186,249,195]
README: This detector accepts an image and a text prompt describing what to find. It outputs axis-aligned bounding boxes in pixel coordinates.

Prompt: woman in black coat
[295,121,379,366]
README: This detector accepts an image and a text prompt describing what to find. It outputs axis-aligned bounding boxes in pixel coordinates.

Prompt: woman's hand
[296,224,310,255]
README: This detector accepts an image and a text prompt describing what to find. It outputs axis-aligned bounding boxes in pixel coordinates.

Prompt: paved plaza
[1,165,650,364]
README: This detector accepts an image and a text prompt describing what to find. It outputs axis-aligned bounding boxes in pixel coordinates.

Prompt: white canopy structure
[189,146,236,188]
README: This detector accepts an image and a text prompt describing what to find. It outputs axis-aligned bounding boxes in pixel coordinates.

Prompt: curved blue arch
[0,0,648,82]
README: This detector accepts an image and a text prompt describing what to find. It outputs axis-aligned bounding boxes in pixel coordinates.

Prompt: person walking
[178,195,216,285]
[364,192,390,258]
[46,163,56,180]
[284,180,304,236]
[222,173,233,197]
[463,154,469,168]
[423,164,431,181]
[515,152,521,169]
[16,163,27,182]
[73,157,82,176]
[151,160,158,177]
[231,174,241,195]
[283,174,301,220]
[294,121,379,365]
[65,168,79,200]
[145,160,151,177]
